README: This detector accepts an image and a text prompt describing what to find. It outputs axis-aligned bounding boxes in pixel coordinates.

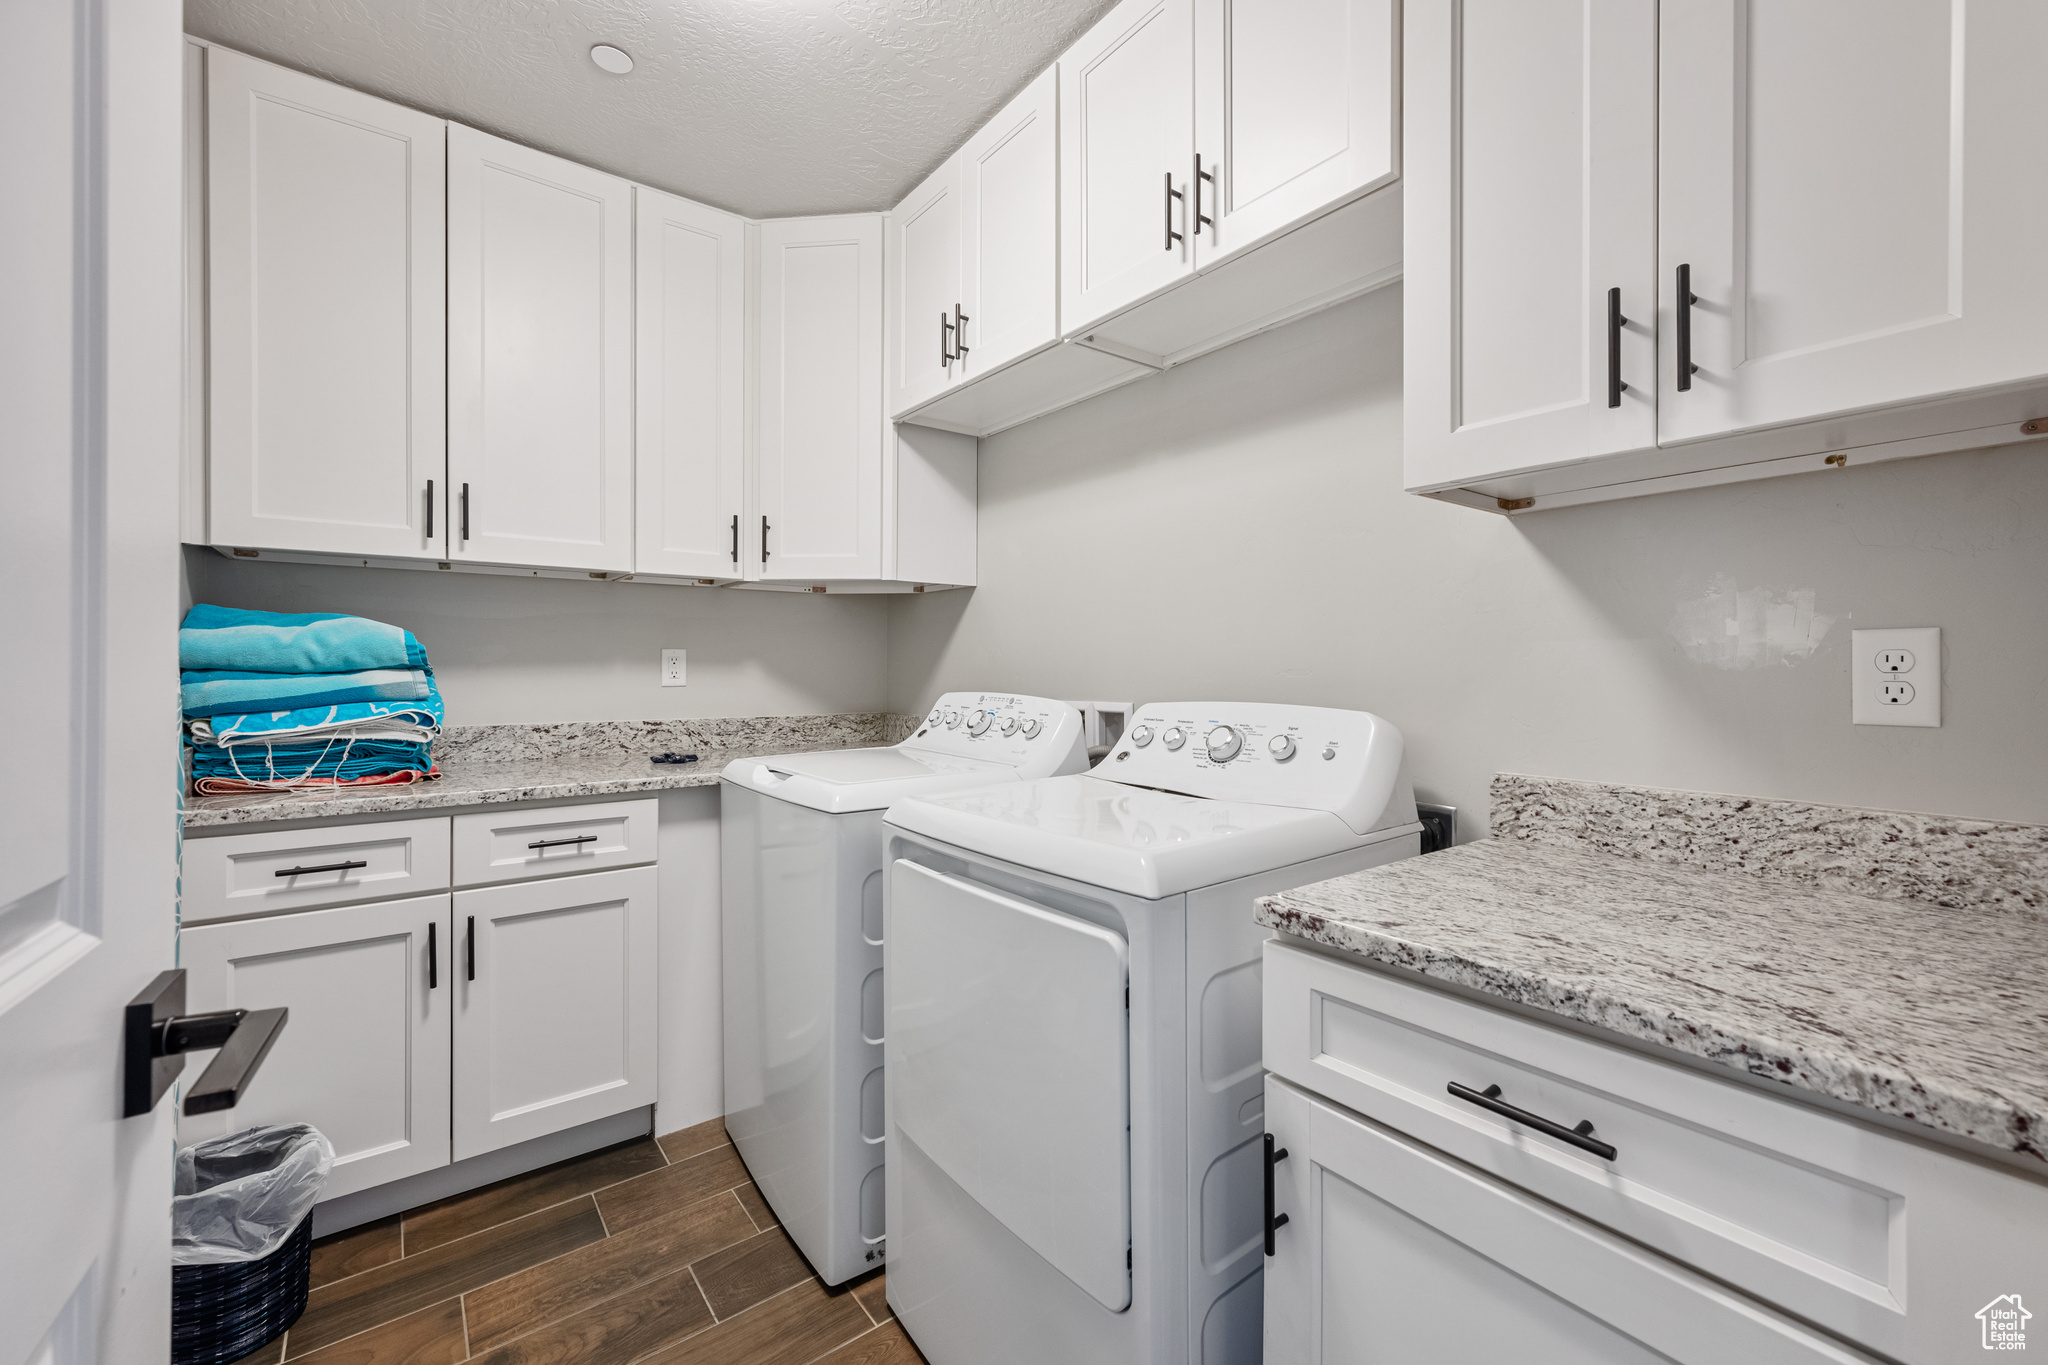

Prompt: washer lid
[724,747,1014,815]
[884,774,1384,899]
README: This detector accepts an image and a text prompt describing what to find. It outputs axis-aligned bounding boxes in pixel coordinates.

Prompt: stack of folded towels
[181,604,444,796]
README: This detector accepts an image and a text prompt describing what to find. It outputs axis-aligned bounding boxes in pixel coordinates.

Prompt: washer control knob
[1205,725,1243,763]
[1322,745,1337,761]
[928,709,942,726]
[999,715,1020,736]
[1020,718,1042,739]
[1268,733,1297,762]
[1162,726,1186,751]
[1130,725,1154,748]
[967,710,992,736]
[943,708,961,728]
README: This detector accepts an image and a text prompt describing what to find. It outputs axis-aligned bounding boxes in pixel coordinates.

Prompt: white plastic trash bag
[172,1125,335,1265]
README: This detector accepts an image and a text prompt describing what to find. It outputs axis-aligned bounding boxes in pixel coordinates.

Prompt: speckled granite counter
[183,712,918,829]
[1256,775,2048,1163]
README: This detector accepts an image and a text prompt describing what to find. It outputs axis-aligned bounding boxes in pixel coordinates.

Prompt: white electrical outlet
[661,649,687,687]
[1851,628,1938,727]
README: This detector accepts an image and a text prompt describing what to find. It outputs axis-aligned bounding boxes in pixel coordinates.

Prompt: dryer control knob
[928,709,942,725]
[1130,725,1154,747]
[999,716,1020,736]
[1206,725,1243,763]
[1020,718,1042,739]
[1162,726,1186,751]
[1268,733,1297,762]
[968,710,992,735]
[943,708,961,728]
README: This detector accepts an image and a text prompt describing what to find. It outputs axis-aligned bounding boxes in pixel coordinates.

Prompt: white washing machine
[881,703,1419,1364]
[721,693,1087,1286]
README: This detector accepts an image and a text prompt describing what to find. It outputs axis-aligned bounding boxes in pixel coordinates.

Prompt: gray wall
[887,285,2048,832]
[184,547,892,726]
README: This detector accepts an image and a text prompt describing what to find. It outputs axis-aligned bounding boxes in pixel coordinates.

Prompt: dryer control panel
[901,692,1089,776]
[1096,702,1412,836]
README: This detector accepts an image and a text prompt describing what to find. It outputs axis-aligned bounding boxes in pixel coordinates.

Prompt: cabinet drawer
[452,799,657,887]
[1263,938,2048,1365]
[184,817,451,924]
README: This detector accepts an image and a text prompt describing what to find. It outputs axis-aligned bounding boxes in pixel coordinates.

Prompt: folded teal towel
[179,605,430,674]
[181,667,430,718]
[189,737,434,783]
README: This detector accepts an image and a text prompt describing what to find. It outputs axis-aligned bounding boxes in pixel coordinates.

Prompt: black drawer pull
[428,921,438,990]
[527,834,599,851]
[1676,263,1699,391]
[1448,1082,1617,1160]
[274,860,368,878]
[467,915,476,982]
[1606,286,1628,408]
[1263,1132,1290,1255]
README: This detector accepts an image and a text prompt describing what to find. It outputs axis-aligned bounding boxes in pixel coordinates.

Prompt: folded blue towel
[179,605,430,674]
[190,737,435,783]
[195,680,444,747]
[181,668,431,719]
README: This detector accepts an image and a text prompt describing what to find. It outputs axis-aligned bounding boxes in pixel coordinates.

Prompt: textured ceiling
[185,0,1116,218]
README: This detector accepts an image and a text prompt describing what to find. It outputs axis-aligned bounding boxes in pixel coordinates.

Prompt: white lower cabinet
[453,865,659,1160]
[179,894,453,1201]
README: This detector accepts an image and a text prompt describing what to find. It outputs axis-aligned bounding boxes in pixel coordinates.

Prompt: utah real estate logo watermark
[1978,1295,2031,1351]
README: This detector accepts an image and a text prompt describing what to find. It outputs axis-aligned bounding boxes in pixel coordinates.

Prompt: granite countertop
[182,712,917,829]
[1256,775,2048,1163]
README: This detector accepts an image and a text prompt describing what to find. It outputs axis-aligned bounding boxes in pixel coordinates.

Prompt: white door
[179,897,453,1200]
[959,67,1062,380]
[448,125,634,572]
[754,215,885,582]
[1264,1078,1874,1365]
[1658,0,2048,444]
[634,187,746,581]
[205,47,447,558]
[1193,0,1399,267]
[0,1,182,1358]
[888,161,964,415]
[453,867,657,1160]
[1402,0,1659,493]
[1060,0,1197,334]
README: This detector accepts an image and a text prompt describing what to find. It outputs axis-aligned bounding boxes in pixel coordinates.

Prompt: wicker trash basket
[171,1213,313,1365]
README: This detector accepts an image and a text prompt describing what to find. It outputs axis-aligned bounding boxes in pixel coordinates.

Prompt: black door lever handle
[123,969,290,1117]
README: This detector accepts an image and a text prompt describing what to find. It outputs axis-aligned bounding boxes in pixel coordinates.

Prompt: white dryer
[881,703,1419,1364]
[721,693,1087,1286]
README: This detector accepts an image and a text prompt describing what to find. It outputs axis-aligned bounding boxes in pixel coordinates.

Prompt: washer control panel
[1096,702,1411,835]
[903,692,1086,770]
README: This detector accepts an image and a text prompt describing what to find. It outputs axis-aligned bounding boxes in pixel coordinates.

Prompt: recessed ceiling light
[590,44,634,75]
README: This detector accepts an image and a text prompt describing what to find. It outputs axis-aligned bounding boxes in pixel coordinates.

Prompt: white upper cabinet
[959,67,1062,380]
[205,47,446,559]
[1404,0,1658,492]
[634,187,746,582]
[754,215,885,582]
[888,162,965,415]
[1657,0,2048,445]
[1193,0,1399,266]
[447,125,633,572]
[1061,0,1198,334]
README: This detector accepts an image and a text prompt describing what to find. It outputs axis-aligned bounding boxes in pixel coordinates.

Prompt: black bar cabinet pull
[940,310,954,366]
[467,915,477,981]
[761,515,770,564]
[274,860,368,878]
[1194,154,1215,232]
[426,479,435,539]
[1448,1082,1618,1161]
[1606,287,1629,408]
[953,303,970,359]
[528,834,599,851]
[461,482,471,541]
[1164,171,1184,250]
[1263,1133,1290,1255]
[1676,263,1698,392]
[730,514,739,565]
[428,921,438,989]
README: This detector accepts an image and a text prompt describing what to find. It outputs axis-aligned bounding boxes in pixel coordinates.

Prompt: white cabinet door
[453,866,657,1160]
[179,896,452,1201]
[1403,0,1658,493]
[754,215,885,582]
[448,125,633,572]
[1658,0,2048,444]
[959,67,1061,380]
[1193,0,1399,267]
[634,187,746,581]
[1264,1077,1874,1365]
[206,47,446,559]
[1060,0,1197,334]
[888,162,964,415]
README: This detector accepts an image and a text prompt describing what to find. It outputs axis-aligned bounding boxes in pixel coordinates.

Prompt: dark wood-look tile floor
[230,1120,926,1365]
